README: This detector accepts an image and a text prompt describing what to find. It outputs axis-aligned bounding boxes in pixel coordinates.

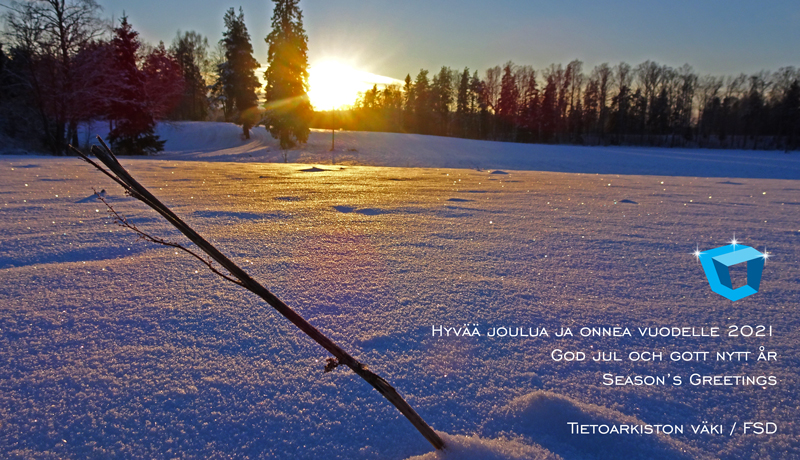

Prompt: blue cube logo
[697,244,766,301]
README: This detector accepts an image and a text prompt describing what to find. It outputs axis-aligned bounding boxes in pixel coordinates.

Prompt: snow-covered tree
[263,0,312,150]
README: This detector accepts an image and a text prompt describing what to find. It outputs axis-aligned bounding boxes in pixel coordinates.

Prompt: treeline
[0,0,262,154]
[318,61,800,151]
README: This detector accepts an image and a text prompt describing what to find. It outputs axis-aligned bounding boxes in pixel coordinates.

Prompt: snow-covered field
[1,123,798,459]
[69,121,800,179]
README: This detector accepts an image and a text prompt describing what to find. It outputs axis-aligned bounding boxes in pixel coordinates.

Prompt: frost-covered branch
[69,138,446,452]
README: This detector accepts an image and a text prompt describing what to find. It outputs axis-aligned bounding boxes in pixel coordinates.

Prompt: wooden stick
[69,139,445,451]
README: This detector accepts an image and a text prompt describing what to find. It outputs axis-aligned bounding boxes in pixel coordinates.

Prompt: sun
[308,61,362,110]
[307,61,401,111]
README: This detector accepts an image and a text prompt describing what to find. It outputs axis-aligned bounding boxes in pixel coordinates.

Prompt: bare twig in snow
[94,188,244,287]
[69,138,445,451]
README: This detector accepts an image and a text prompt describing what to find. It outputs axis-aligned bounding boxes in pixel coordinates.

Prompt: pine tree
[263,0,312,150]
[215,7,261,139]
[107,16,165,155]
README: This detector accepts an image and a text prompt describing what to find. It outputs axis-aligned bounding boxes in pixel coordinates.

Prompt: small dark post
[330,110,336,151]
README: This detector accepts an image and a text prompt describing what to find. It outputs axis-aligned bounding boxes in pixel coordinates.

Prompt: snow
[406,432,558,460]
[68,121,800,179]
[1,123,799,459]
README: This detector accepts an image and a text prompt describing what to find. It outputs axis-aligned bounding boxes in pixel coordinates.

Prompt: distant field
[61,121,800,179]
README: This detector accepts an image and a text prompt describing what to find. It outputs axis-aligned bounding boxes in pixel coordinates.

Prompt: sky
[92,0,798,81]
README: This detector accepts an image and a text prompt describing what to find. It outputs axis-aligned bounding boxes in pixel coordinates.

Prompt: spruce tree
[431,66,453,136]
[143,42,184,120]
[456,68,470,137]
[540,75,558,142]
[582,78,600,134]
[469,71,484,139]
[413,69,431,134]
[107,17,165,155]
[0,44,7,96]
[171,31,210,121]
[781,80,800,150]
[0,44,8,108]
[519,68,539,142]
[215,7,260,139]
[263,0,312,151]
[402,74,414,132]
[497,62,519,140]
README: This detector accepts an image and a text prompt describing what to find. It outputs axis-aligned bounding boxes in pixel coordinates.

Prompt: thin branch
[69,139,445,451]
[94,189,244,287]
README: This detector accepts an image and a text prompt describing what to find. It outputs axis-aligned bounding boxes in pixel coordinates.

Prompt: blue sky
[96,0,799,79]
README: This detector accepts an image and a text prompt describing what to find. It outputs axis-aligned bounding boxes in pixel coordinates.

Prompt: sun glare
[308,61,400,111]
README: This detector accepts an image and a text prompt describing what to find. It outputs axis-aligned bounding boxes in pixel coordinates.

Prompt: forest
[0,0,263,155]
[2,1,798,154]
[317,61,800,151]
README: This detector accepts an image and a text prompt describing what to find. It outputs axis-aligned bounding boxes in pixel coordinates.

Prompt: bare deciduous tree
[2,0,106,153]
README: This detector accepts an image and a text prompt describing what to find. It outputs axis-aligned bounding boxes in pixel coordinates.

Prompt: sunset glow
[307,61,401,111]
